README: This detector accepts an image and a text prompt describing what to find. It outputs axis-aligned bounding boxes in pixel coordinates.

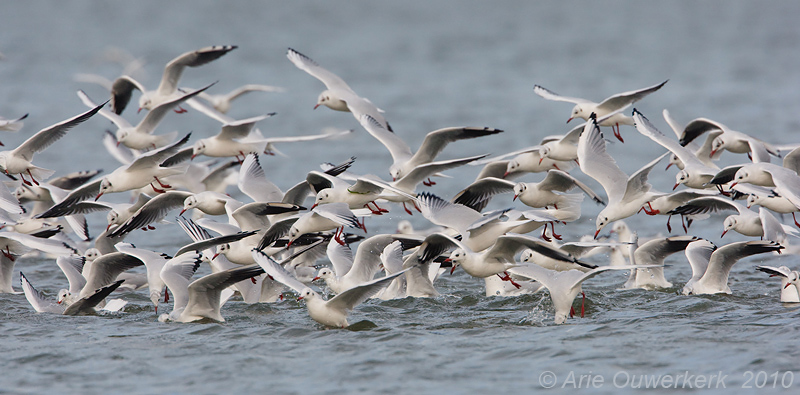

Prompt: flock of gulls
[2,45,799,328]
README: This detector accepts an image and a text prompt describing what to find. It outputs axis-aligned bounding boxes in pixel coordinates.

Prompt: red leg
[666,215,672,233]
[541,226,552,242]
[613,124,624,143]
[163,287,169,303]
[150,182,167,194]
[371,201,389,213]
[793,213,800,229]
[681,215,688,233]
[497,271,522,289]
[580,292,585,318]
[154,176,171,189]
[550,222,562,240]
[27,169,39,186]
[403,202,413,215]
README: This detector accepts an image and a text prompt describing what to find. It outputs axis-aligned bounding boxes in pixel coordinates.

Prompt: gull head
[314,268,334,282]
[297,287,317,301]
[594,214,610,239]
[316,90,348,112]
[568,104,585,123]
[116,129,129,145]
[746,194,759,208]
[138,94,153,113]
[786,271,800,288]
[396,220,413,234]
[721,215,738,237]
[444,248,467,274]
[13,185,39,201]
[149,290,161,313]
[84,248,101,262]
[287,226,301,246]
[519,249,534,263]
[182,195,198,215]
[732,168,749,187]
[56,289,70,304]
[312,189,332,209]
[554,311,569,325]
[674,170,689,190]
[389,165,403,181]
[666,153,684,171]
[106,210,121,229]
[710,136,725,157]
[512,183,527,201]
[504,160,520,178]
[97,178,112,200]
[191,141,206,160]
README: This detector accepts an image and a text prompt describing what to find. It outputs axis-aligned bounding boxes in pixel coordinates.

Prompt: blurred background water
[1,1,799,393]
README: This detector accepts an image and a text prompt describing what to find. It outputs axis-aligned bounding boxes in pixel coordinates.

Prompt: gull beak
[566,117,573,123]
[538,157,544,165]
[297,296,304,301]
[594,229,601,239]
[502,171,509,179]
[137,107,143,114]
[721,230,728,238]
[116,141,121,147]
[312,276,320,282]
[179,208,187,216]
[673,183,680,191]
[190,153,196,160]
[212,252,220,260]
[310,203,318,210]
[665,163,673,170]
[513,194,518,201]
[95,192,103,201]
[785,283,793,289]
[313,104,320,110]
[730,182,738,188]
[709,149,717,158]
[106,224,112,231]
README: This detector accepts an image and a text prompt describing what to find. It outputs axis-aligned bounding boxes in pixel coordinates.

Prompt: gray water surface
[1,1,800,393]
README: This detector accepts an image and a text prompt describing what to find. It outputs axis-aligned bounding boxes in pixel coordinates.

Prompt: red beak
[513,194,518,201]
[594,229,601,239]
[665,163,673,170]
[116,141,121,147]
[730,182,738,188]
[212,252,220,260]
[721,230,728,238]
[137,107,143,114]
[709,149,717,158]
[566,117,573,123]
[95,193,103,201]
[179,208,187,216]
[673,183,680,191]
[538,157,544,165]
[785,283,793,289]
[502,171,509,178]
[106,224,112,231]
[297,296,304,301]
[313,104,320,110]
[190,154,197,160]
[312,276,320,282]
[310,203,318,210]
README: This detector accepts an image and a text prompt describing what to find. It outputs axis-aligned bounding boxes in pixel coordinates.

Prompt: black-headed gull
[21,272,125,316]
[420,232,586,281]
[95,133,192,200]
[681,240,783,295]
[577,115,667,238]
[533,80,667,142]
[79,84,210,150]
[114,244,174,313]
[110,45,236,114]
[623,234,701,289]
[314,234,404,294]
[162,262,263,323]
[668,196,797,242]
[358,113,503,181]
[0,102,105,186]
[286,48,392,131]
[508,264,660,324]
[79,251,143,300]
[452,171,604,212]
[0,113,28,146]
[254,249,407,328]
[661,110,724,170]
[633,109,720,190]
[196,83,285,114]
[755,265,800,303]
